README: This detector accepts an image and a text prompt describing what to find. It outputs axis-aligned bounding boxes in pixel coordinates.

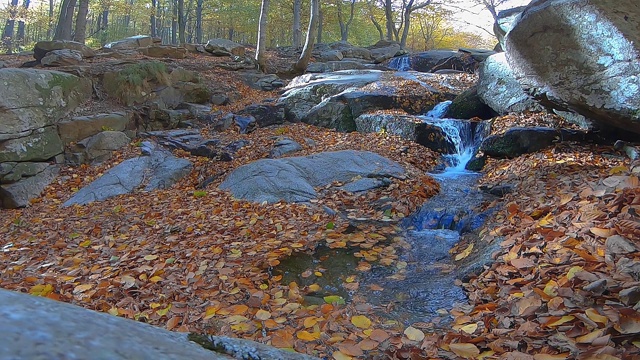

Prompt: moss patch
[103,61,171,105]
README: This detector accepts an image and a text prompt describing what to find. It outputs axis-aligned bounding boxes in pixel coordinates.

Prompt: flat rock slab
[219,150,405,203]
[63,150,192,206]
[0,289,318,360]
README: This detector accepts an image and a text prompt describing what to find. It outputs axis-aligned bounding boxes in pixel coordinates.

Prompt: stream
[274,101,498,326]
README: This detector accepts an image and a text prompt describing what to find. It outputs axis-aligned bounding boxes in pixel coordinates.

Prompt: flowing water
[273,101,496,326]
[388,56,412,71]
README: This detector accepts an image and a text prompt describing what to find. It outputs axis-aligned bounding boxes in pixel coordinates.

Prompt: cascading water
[420,101,487,176]
[388,55,412,71]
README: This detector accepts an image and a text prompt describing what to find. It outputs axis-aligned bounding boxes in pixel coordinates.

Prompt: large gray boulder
[0,289,319,360]
[205,39,245,56]
[34,40,96,61]
[104,35,160,50]
[58,112,131,144]
[41,49,84,66]
[477,53,544,115]
[0,126,63,162]
[0,164,59,208]
[219,150,405,203]
[0,69,92,139]
[63,149,192,206]
[66,131,131,165]
[505,0,640,134]
[278,70,460,132]
[493,6,526,52]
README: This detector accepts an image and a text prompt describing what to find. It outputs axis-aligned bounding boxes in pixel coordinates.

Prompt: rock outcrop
[505,0,640,134]
[0,69,92,208]
[0,289,319,360]
[219,150,405,203]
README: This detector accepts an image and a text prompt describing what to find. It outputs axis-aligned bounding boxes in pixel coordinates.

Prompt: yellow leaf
[296,330,320,341]
[576,329,604,344]
[144,254,158,261]
[304,317,319,328]
[449,343,480,358]
[543,280,558,297]
[590,227,615,238]
[460,323,478,334]
[323,295,346,305]
[585,308,608,325]
[29,284,53,296]
[533,354,571,360]
[79,240,91,247]
[108,307,119,316]
[403,326,425,341]
[559,194,573,205]
[308,284,321,292]
[149,276,162,283]
[566,266,583,280]
[345,275,356,283]
[204,306,219,320]
[255,309,271,321]
[332,351,353,360]
[351,315,372,329]
[546,315,575,327]
[454,244,474,261]
[609,166,628,175]
[73,284,93,294]
[478,351,496,359]
[121,275,136,289]
[157,304,172,316]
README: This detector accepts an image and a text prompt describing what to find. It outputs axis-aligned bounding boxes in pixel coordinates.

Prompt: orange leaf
[166,316,181,330]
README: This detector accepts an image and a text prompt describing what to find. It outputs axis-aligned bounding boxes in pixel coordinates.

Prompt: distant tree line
[1,0,501,54]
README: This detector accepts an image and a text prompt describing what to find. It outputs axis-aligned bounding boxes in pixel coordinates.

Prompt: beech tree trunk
[16,0,30,47]
[73,0,90,43]
[53,0,77,40]
[177,0,185,44]
[293,0,319,74]
[2,0,19,53]
[255,0,270,72]
[195,0,203,43]
[292,0,301,49]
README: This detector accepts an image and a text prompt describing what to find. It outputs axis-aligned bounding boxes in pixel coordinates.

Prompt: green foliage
[193,190,207,198]
[326,221,335,230]
[104,61,170,105]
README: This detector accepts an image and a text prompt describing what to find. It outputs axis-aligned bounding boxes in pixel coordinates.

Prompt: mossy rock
[102,61,171,106]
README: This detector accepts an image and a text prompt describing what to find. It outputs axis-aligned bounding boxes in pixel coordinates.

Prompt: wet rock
[480,127,560,158]
[0,165,59,208]
[219,150,405,203]
[479,183,514,196]
[368,39,404,63]
[446,86,496,120]
[606,235,636,255]
[269,138,302,158]
[306,61,367,73]
[355,113,457,153]
[465,153,486,171]
[0,162,50,184]
[505,0,640,135]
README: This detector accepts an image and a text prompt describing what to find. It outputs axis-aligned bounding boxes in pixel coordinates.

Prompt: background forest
[0,0,501,55]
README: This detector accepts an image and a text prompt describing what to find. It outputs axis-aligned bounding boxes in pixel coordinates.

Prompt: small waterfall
[388,55,412,71]
[420,101,486,175]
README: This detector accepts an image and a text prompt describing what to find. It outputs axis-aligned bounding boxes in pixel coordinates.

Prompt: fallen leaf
[351,315,372,329]
[449,343,480,358]
[403,326,425,341]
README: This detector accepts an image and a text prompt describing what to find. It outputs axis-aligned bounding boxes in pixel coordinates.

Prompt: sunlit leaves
[350,315,371,329]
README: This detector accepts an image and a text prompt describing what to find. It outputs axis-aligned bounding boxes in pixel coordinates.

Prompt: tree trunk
[293,0,318,74]
[16,0,30,47]
[292,0,301,49]
[47,0,54,38]
[195,0,203,43]
[177,0,185,44]
[337,0,355,42]
[150,0,157,37]
[255,0,270,72]
[100,9,108,46]
[384,0,393,41]
[316,6,322,44]
[73,0,90,43]
[53,0,77,40]
[171,0,177,44]
[2,0,19,53]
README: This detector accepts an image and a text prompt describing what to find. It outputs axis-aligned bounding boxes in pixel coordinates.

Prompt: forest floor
[1,52,640,359]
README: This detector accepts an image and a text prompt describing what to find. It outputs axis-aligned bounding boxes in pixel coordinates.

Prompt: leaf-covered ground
[1,53,640,359]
